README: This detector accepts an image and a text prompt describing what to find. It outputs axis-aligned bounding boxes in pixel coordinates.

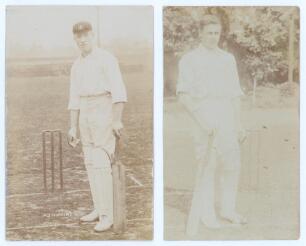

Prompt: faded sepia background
[6,6,153,240]
[164,6,299,240]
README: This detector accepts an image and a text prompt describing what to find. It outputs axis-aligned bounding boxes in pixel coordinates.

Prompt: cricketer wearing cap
[177,15,246,231]
[67,21,127,232]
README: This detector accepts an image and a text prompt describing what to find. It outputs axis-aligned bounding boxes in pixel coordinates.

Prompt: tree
[164,6,299,94]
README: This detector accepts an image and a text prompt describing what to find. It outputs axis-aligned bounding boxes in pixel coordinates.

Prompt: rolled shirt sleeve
[68,64,80,110]
[176,54,193,95]
[176,53,202,112]
[228,55,244,98]
[176,51,207,100]
[104,54,127,104]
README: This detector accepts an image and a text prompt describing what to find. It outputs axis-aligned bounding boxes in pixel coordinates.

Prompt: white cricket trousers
[191,97,242,222]
[79,94,115,221]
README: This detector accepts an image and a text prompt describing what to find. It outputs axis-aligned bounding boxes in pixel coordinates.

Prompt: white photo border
[0,0,305,246]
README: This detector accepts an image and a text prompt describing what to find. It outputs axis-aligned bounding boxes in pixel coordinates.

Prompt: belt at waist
[79,91,110,98]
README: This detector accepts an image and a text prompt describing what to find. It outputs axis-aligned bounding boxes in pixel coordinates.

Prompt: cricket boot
[80,210,99,222]
[94,215,113,232]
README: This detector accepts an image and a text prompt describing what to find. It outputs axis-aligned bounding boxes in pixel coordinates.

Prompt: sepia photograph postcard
[5,5,153,240]
[163,6,300,240]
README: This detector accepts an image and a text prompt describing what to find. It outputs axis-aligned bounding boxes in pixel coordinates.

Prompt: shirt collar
[198,45,221,54]
[79,46,98,60]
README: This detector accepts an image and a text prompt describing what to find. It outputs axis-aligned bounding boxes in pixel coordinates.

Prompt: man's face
[74,31,94,53]
[200,23,221,49]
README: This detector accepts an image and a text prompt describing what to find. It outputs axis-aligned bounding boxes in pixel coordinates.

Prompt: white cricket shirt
[177,46,244,132]
[177,46,243,100]
[68,47,127,110]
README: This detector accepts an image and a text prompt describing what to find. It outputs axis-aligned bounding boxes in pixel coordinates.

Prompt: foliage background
[163,6,300,96]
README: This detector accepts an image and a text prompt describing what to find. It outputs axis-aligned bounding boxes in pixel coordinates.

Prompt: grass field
[6,53,153,240]
[164,88,299,240]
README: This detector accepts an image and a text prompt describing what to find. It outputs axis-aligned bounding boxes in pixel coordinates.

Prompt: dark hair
[72,21,92,34]
[199,15,221,29]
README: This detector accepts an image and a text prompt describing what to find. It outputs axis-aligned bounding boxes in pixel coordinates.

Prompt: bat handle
[114,135,121,158]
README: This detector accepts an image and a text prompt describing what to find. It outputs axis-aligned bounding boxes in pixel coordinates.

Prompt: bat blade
[112,160,126,233]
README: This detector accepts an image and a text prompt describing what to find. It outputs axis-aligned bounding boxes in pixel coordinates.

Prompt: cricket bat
[178,97,216,236]
[186,131,215,236]
[112,137,127,233]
